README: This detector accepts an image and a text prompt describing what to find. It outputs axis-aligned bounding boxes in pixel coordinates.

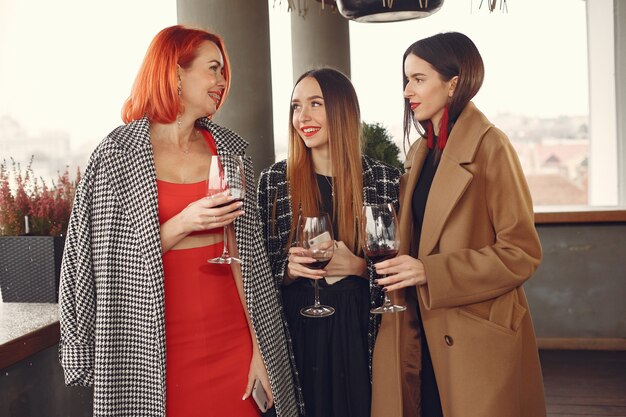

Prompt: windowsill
[535,206,626,224]
[0,302,60,369]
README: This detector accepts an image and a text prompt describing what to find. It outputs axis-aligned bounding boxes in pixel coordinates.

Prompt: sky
[0,0,588,160]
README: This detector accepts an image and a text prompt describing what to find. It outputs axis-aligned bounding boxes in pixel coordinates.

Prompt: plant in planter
[0,158,80,303]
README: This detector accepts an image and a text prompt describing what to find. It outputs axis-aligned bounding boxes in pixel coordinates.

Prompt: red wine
[365,249,398,263]
[308,258,331,270]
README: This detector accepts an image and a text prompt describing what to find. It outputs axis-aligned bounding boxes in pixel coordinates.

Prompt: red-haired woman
[59,25,297,417]
[257,68,401,417]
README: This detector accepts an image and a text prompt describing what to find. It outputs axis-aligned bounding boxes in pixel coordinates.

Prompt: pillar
[290,4,351,81]
[177,0,275,174]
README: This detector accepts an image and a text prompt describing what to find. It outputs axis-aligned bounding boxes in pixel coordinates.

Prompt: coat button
[444,335,454,346]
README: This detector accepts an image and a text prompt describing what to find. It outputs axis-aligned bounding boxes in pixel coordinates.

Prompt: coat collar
[196,117,249,155]
[399,102,494,257]
[105,117,164,340]
[108,116,250,155]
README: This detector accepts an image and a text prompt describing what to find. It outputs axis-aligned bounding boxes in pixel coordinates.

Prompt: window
[347,0,616,208]
[0,0,176,180]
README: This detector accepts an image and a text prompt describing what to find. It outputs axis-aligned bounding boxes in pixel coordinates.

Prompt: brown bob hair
[402,32,484,150]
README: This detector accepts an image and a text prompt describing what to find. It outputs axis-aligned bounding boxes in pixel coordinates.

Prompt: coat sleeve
[419,130,542,309]
[58,150,99,386]
[257,167,290,288]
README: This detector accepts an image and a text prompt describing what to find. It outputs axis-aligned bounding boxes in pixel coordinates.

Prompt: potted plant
[0,158,80,303]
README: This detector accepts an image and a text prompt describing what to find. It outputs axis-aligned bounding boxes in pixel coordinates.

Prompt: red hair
[121,25,231,124]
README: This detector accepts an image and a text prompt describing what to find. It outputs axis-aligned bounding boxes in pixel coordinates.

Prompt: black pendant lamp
[336,0,444,22]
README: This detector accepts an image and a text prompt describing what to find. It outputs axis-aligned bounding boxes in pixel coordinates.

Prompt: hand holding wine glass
[362,203,406,314]
[298,213,335,318]
[206,154,246,264]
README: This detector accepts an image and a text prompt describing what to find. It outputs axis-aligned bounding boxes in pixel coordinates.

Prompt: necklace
[180,129,201,155]
[322,174,335,198]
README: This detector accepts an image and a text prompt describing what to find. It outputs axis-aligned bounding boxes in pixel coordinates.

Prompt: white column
[177,0,275,174]
[290,6,351,81]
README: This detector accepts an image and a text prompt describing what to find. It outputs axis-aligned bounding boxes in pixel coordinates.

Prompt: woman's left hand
[374,255,427,291]
[325,241,367,277]
[243,350,274,408]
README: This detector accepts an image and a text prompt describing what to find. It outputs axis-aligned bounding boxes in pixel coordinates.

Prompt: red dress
[158,131,259,417]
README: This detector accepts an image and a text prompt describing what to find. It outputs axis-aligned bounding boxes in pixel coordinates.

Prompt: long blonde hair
[285,68,364,253]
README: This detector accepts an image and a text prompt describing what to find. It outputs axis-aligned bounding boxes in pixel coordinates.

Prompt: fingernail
[242,394,248,400]
[374,279,379,285]
[238,202,243,207]
[382,288,388,292]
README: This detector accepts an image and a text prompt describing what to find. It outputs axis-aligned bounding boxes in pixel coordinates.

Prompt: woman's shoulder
[196,118,248,154]
[260,159,288,177]
[362,155,402,180]
[104,117,151,151]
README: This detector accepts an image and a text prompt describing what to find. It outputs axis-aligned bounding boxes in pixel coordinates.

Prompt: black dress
[411,146,444,417]
[281,174,371,417]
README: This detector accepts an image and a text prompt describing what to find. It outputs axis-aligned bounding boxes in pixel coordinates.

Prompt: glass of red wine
[362,203,406,314]
[298,213,335,318]
[206,155,246,264]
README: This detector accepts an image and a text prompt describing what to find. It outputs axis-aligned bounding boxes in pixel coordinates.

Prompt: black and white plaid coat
[256,156,401,413]
[58,117,298,417]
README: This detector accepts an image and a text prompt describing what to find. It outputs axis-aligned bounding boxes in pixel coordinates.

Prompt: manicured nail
[382,288,388,292]
[374,279,379,285]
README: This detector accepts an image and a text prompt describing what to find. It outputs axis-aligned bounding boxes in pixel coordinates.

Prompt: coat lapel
[197,118,248,156]
[418,156,472,257]
[106,118,164,301]
[409,102,493,258]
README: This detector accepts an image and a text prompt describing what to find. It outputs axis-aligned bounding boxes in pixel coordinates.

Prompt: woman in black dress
[257,68,400,417]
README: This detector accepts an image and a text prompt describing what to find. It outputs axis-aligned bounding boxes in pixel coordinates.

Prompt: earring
[177,78,182,97]
[427,120,434,149]
[177,117,182,128]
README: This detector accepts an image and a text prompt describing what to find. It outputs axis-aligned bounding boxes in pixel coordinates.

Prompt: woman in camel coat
[370,32,547,417]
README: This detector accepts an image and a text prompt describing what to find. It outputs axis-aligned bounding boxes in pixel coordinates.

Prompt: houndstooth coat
[256,156,401,413]
[58,117,298,417]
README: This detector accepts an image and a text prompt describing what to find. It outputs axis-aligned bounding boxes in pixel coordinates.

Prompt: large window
[0,1,621,209]
[0,0,176,180]
[270,0,621,208]
[348,0,604,208]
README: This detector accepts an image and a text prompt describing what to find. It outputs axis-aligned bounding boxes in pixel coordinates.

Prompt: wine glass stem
[221,227,230,257]
[313,279,321,307]
[382,274,392,307]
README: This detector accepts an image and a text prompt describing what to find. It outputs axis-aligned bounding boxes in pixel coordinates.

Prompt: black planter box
[0,236,65,303]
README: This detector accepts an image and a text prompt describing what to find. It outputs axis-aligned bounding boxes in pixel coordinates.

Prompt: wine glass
[206,155,246,264]
[298,213,335,318]
[362,203,406,314]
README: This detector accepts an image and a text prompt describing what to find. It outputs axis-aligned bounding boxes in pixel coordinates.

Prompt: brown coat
[371,103,546,417]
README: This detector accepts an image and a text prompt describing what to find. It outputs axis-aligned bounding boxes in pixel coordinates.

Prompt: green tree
[362,122,404,172]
